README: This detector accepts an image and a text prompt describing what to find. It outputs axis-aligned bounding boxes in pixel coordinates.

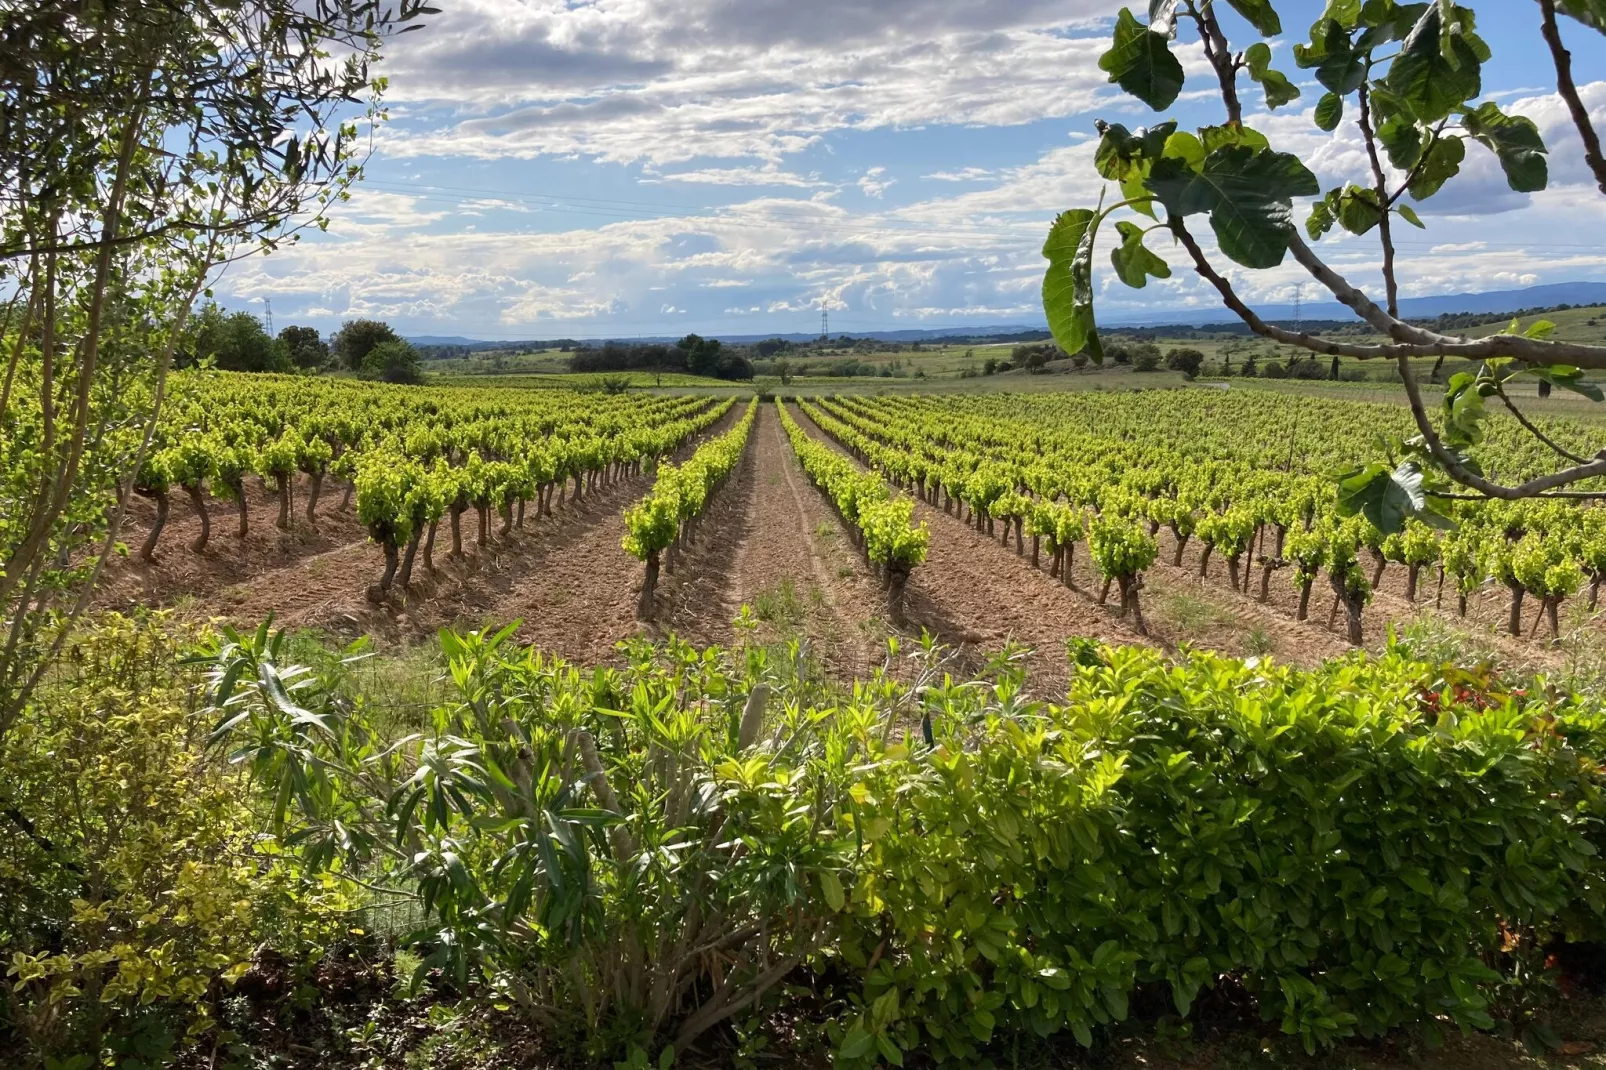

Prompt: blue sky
[217,1,1606,341]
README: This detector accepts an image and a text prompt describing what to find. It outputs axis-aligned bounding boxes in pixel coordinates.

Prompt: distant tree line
[179,305,424,384]
[569,334,754,380]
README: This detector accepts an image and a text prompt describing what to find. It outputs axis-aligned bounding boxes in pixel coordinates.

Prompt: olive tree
[0,0,434,739]
[1044,0,1606,530]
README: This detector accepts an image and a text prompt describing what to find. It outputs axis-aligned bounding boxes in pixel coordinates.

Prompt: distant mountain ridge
[405,281,1606,349]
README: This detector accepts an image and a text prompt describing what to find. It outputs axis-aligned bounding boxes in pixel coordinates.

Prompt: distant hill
[401,282,1606,349]
[1101,281,1606,328]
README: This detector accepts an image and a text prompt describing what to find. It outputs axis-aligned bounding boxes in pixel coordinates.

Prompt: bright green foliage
[2,616,352,1064]
[779,402,928,569]
[355,452,416,547]
[193,620,1606,1064]
[831,643,1606,1064]
[1087,515,1157,581]
[1512,531,1583,601]
[622,398,756,560]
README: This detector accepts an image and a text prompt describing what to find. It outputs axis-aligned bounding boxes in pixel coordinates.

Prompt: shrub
[1132,349,1161,372]
[361,340,425,384]
[0,615,352,1065]
[200,624,1606,1065]
[1164,347,1204,378]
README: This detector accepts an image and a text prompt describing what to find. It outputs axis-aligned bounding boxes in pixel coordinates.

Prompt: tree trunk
[368,540,400,603]
[499,501,513,537]
[1198,545,1212,578]
[1507,582,1525,637]
[1370,551,1386,590]
[1458,591,1468,617]
[638,551,661,620]
[275,474,292,530]
[573,472,584,504]
[1226,554,1241,592]
[1050,544,1062,578]
[399,530,421,588]
[1118,574,1148,636]
[1435,568,1445,609]
[886,564,911,626]
[1031,535,1040,570]
[1258,561,1273,603]
[1098,577,1112,605]
[450,505,465,557]
[1063,542,1076,588]
[1014,522,1024,556]
[516,497,526,528]
[1330,572,1364,645]
[234,485,249,538]
[1172,532,1189,567]
[184,484,210,553]
[138,489,169,562]
[340,481,353,511]
[424,519,438,572]
[1406,564,1421,603]
[305,472,323,523]
[1545,597,1561,642]
[1297,578,1313,621]
[1589,578,1600,613]
[477,505,489,547]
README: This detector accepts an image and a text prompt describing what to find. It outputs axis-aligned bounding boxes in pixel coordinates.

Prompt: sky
[215,1,1606,341]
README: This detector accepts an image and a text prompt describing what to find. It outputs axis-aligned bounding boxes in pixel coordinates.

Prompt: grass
[751,579,806,627]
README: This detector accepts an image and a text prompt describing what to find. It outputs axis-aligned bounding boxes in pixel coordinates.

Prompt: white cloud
[373,0,1120,165]
[857,167,895,199]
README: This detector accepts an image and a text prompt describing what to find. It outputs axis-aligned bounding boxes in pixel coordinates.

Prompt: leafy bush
[0,615,352,1065]
[198,621,1606,1066]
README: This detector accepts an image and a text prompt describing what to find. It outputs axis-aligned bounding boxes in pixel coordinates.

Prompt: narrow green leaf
[1315,91,1344,131]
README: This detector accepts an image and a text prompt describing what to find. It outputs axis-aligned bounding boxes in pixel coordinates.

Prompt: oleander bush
[7,616,1606,1067]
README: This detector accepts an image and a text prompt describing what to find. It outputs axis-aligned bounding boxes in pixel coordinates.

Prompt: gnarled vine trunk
[638,550,661,620]
[184,484,210,553]
[274,473,293,530]
[137,488,169,562]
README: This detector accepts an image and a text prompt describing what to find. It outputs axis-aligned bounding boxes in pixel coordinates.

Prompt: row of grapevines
[809,391,1604,645]
[777,401,927,623]
[623,398,758,620]
[135,372,735,599]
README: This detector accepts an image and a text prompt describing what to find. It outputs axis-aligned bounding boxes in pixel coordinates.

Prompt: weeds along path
[791,403,1151,697]
[663,404,882,678]
[210,406,742,649]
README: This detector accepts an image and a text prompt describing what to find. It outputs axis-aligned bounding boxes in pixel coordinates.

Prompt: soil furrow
[791,402,1152,696]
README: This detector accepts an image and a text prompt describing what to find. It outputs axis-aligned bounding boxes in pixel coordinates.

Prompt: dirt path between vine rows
[790,403,1157,697]
[660,404,885,679]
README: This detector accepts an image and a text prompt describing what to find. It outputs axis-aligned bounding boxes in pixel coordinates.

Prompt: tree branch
[1356,85,1400,317]
[1539,0,1606,197]
[1493,381,1590,465]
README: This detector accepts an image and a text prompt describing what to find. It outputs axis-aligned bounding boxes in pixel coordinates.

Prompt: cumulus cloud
[374,0,1120,164]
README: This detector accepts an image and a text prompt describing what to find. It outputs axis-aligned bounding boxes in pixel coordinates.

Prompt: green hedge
[835,644,1606,1062]
[197,626,1606,1065]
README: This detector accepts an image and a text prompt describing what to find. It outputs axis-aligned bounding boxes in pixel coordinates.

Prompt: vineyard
[97,372,1604,689]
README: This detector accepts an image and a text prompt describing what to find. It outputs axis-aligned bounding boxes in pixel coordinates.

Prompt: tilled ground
[100,397,1592,696]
